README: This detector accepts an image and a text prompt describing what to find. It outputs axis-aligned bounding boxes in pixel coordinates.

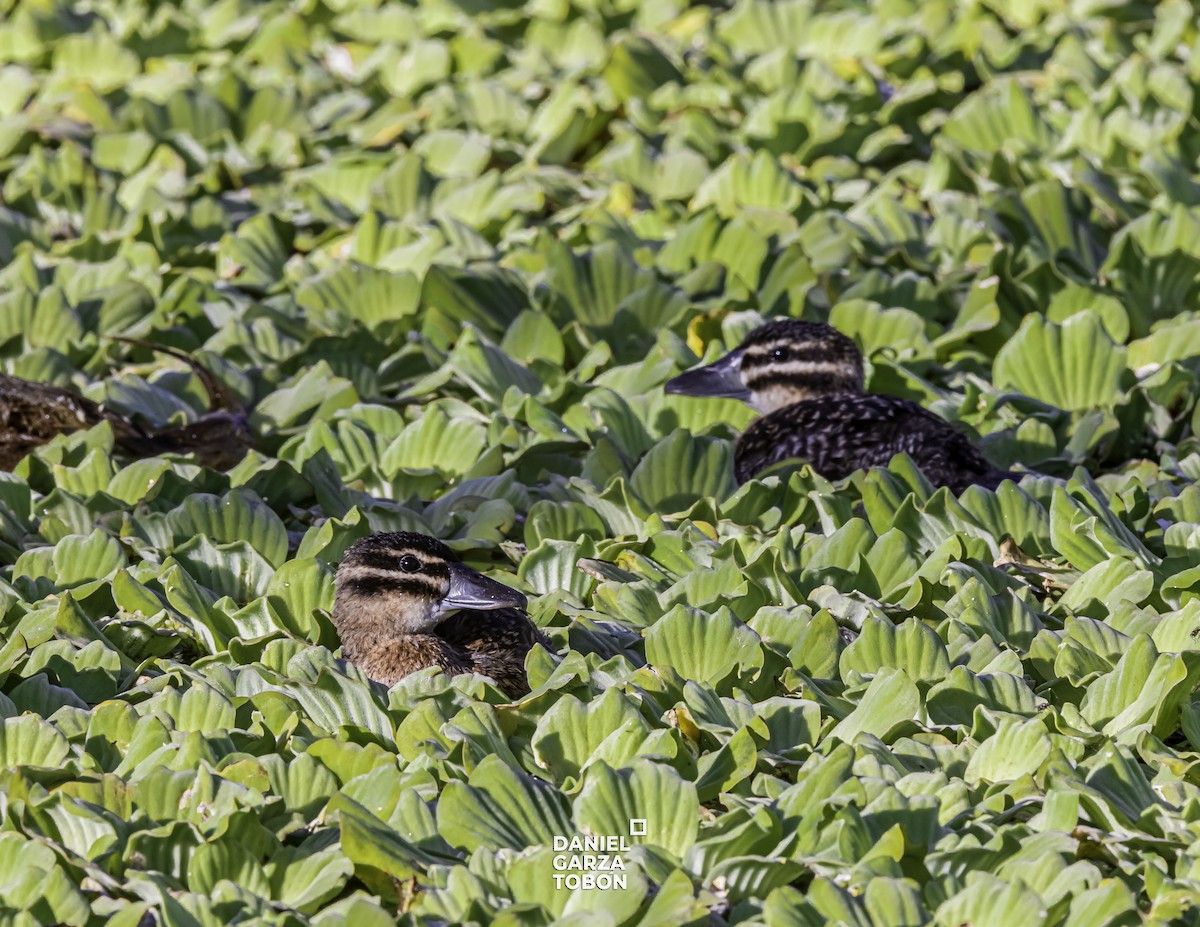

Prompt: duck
[0,372,143,470]
[332,531,550,698]
[664,319,1020,493]
[0,342,253,471]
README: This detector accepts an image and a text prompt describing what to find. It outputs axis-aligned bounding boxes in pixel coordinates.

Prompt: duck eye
[397,554,421,573]
[772,348,785,360]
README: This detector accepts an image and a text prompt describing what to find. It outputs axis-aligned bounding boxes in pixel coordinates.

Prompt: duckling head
[333,532,528,639]
[665,319,864,414]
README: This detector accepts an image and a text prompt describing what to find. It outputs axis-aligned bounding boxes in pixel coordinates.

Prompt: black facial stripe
[746,370,862,392]
[348,549,449,577]
[340,576,442,598]
[742,346,855,369]
[741,320,846,347]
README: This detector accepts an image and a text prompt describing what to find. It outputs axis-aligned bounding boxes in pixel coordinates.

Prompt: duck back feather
[735,393,1016,492]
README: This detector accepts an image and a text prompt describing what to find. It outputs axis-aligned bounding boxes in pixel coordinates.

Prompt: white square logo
[629,818,647,836]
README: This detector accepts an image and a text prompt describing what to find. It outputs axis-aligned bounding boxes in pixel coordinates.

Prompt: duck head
[665,319,864,414]
[333,532,528,638]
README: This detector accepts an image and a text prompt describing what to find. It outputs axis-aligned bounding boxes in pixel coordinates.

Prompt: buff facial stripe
[743,358,859,378]
[338,573,444,598]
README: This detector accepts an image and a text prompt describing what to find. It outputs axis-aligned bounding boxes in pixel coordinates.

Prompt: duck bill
[437,561,528,616]
[664,352,751,401]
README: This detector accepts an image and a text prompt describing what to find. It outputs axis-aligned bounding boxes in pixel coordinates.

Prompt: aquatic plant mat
[0,1,1199,925]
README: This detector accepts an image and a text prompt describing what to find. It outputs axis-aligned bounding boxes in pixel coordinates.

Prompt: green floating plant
[0,0,1197,924]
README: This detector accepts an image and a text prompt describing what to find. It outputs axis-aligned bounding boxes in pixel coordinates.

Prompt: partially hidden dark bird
[665,319,1020,493]
[332,532,550,699]
[0,341,254,471]
[0,373,142,471]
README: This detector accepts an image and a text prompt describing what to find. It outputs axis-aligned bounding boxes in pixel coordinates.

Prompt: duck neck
[342,632,473,686]
[751,382,860,415]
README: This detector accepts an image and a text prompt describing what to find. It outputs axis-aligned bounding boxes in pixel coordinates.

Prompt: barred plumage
[735,393,1016,491]
[666,319,1019,491]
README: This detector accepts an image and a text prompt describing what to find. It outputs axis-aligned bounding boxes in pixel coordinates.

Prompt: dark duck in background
[666,319,1021,493]
[332,532,549,698]
[0,340,253,471]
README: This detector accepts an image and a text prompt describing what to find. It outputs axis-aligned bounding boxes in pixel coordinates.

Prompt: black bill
[437,560,529,616]
[664,350,751,401]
